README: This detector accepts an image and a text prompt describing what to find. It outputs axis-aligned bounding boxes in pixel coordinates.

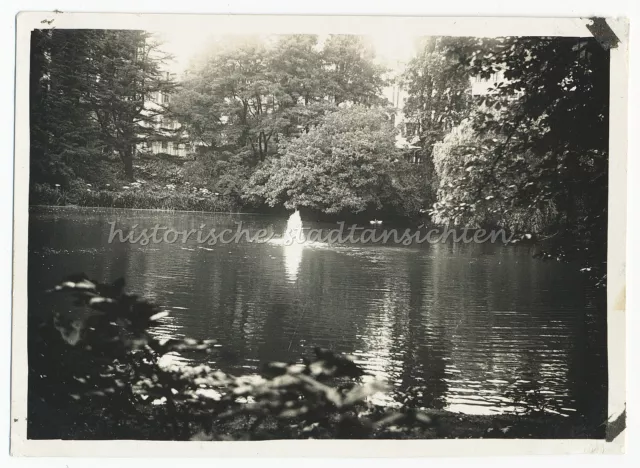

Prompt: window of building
[161,141,168,150]
[162,93,170,104]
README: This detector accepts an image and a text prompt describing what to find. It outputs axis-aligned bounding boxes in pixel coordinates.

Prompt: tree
[30,29,176,183]
[401,37,475,202]
[402,37,474,155]
[244,106,421,215]
[322,35,389,106]
[30,29,103,186]
[432,116,558,233]
[87,30,177,180]
[173,36,288,162]
[167,68,228,152]
[171,35,390,165]
[433,37,609,277]
[266,34,331,135]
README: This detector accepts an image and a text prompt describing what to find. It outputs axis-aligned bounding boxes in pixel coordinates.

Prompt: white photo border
[10,12,629,457]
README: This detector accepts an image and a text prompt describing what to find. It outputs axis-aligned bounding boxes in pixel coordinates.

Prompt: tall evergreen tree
[29,29,176,183]
[86,30,176,180]
[30,29,102,186]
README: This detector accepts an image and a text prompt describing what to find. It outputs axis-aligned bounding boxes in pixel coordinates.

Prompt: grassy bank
[30,182,240,212]
[30,152,247,212]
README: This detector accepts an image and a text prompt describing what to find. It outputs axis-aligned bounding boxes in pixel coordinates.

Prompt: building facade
[382,65,422,163]
[381,65,516,166]
[136,72,193,158]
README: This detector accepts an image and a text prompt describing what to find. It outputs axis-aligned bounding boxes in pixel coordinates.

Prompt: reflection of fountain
[283,210,303,283]
[283,209,303,245]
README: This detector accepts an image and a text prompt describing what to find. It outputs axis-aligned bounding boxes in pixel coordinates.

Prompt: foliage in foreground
[29,275,433,440]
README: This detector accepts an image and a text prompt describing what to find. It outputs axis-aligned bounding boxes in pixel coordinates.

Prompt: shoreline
[28,202,435,228]
[29,204,267,216]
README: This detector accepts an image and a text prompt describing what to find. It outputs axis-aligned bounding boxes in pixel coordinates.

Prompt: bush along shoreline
[29,151,249,213]
[28,275,604,440]
[30,182,241,213]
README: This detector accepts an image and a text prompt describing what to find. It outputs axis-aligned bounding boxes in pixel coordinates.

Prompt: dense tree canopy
[400,37,476,204]
[244,106,421,215]
[322,35,389,107]
[431,115,556,233]
[30,29,175,182]
[402,37,474,156]
[431,37,609,276]
[171,35,389,163]
[30,29,102,186]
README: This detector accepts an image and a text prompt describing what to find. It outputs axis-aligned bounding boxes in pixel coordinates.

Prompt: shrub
[432,118,558,234]
[29,183,70,206]
[243,106,425,216]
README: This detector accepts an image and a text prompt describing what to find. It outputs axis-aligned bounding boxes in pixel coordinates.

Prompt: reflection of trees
[282,247,393,357]
[351,251,410,384]
[408,249,449,409]
[429,243,585,415]
[565,286,607,430]
[327,245,451,411]
[29,211,607,420]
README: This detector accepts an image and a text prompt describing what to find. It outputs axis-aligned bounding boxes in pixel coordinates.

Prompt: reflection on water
[28,207,607,419]
[282,209,304,283]
[283,242,303,283]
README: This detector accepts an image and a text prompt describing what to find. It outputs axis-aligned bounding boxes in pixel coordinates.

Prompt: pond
[28,207,607,420]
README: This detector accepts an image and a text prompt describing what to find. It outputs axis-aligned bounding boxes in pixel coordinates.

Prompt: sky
[151,29,419,76]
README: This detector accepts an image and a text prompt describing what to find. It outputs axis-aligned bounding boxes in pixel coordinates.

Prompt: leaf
[190,431,213,441]
[148,311,170,322]
[342,380,388,406]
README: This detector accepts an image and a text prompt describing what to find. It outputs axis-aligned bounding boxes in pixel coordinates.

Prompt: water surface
[28,207,607,419]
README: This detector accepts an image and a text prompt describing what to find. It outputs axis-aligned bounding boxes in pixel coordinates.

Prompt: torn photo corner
[10,12,628,457]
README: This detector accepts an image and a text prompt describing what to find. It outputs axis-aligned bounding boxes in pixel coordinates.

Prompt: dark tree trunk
[258,132,265,162]
[120,146,134,181]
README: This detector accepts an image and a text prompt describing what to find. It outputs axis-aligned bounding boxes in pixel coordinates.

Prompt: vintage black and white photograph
[11,13,627,456]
